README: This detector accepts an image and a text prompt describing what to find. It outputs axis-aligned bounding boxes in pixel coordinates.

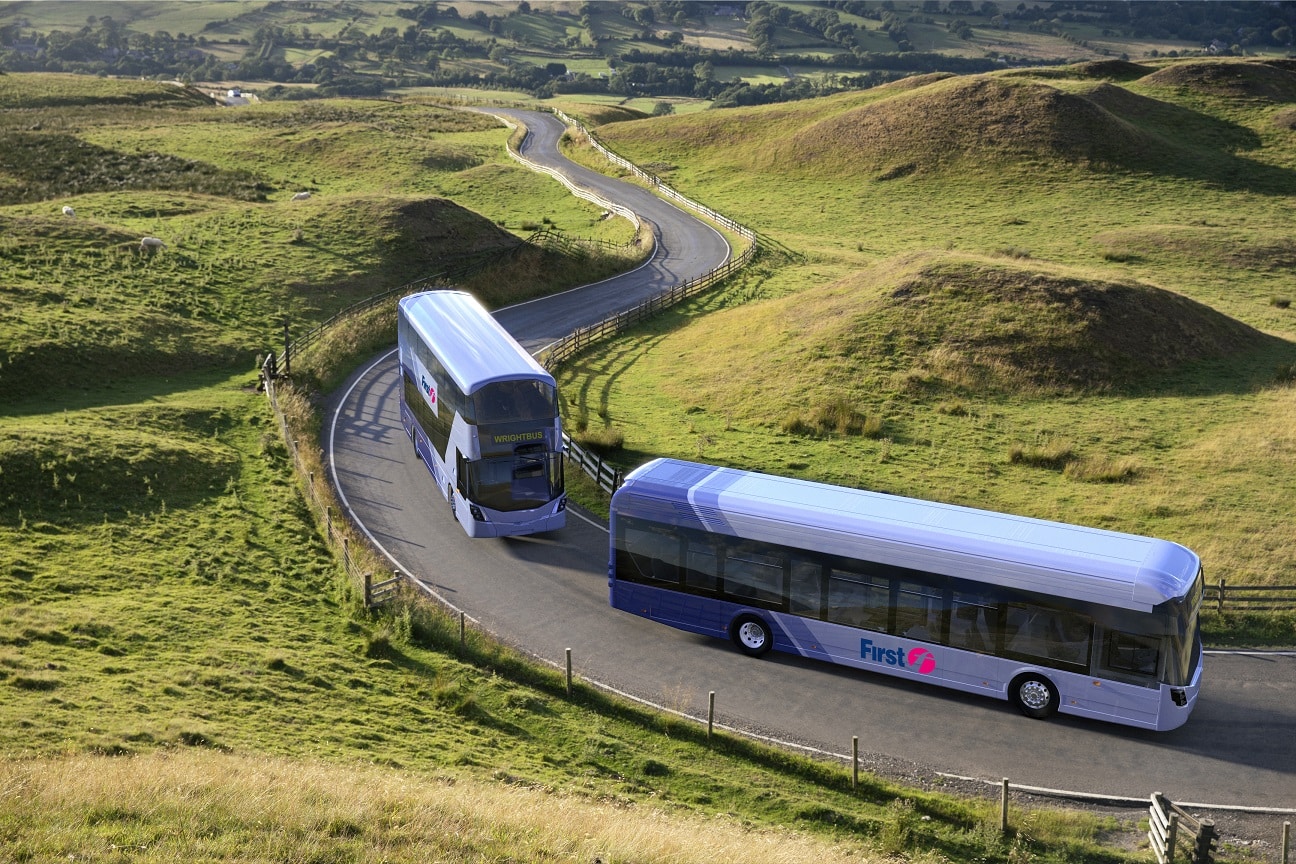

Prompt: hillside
[591,58,1296,188]
[561,54,1296,591]
[3,44,1296,864]
[774,253,1267,394]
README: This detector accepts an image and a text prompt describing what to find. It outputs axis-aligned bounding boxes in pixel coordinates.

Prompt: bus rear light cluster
[1171,688,1188,706]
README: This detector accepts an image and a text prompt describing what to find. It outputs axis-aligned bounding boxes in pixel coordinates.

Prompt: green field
[1,57,1291,862]
[562,59,1296,643]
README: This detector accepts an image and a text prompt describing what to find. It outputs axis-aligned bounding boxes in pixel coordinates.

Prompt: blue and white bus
[609,458,1203,731]
[398,290,565,538]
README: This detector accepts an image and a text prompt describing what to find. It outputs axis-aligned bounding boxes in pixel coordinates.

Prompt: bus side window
[683,532,720,593]
[789,555,824,618]
[621,522,681,584]
[827,570,888,632]
[1101,630,1161,677]
[949,595,994,654]
[1006,603,1092,669]
[895,579,945,643]
[722,542,784,606]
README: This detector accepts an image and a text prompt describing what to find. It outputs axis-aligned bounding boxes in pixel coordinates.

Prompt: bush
[783,399,883,439]
[1007,440,1074,470]
[1063,455,1138,483]
[878,798,918,856]
[573,425,624,454]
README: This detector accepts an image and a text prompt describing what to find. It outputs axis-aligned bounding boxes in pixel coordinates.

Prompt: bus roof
[614,458,1200,613]
[398,291,553,394]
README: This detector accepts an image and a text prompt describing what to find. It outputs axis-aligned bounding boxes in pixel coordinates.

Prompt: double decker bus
[609,458,1203,731]
[398,291,565,538]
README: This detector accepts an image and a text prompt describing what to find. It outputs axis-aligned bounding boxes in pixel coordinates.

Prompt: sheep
[139,237,167,251]
[291,191,312,201]
[62,206,75,217]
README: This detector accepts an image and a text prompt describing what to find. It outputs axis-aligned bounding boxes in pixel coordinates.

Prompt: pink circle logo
[907,647,936,675]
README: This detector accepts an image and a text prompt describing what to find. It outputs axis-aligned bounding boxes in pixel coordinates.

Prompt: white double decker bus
[398,291,565,538]
[609,458,1203,731]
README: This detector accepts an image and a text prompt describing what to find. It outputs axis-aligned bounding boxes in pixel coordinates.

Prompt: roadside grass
[561,58,1296,609]
[0,748,1132,864]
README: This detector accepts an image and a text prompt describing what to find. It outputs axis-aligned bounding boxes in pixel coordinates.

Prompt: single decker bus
[609,458,1203,731]
[398,290,565,538]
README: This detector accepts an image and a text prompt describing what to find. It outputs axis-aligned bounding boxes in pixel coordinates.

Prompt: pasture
[562,59,1296,639]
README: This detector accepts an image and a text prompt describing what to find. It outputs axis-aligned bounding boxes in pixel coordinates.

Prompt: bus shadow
[684,636,1296,783]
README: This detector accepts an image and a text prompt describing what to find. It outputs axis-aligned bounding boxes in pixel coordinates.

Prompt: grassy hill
[0,71,1146,864]
[562,57,1296,609]
[2,54,1294,861]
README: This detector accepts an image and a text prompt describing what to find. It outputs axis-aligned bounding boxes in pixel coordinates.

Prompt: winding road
[328,110,1296,813]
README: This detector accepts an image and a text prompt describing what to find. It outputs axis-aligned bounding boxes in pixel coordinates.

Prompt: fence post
[1195,819,1216,864]
[459,611,465,648]
[1217,578,1225,614]
[1280,821,1289,864]
[707,691,715,743]
[1000,778,1009,835]
[281,319,291,377]
[851,736,859,790]
[565,647,572,697]
[364,571,372,607]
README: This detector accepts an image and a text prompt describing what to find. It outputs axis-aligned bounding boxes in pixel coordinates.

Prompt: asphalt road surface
[328,110,1296,813]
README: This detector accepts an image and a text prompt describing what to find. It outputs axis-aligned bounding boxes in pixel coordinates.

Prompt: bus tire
[731,615,772,657]
[1010,673,1059,719]
[448,484,456,516]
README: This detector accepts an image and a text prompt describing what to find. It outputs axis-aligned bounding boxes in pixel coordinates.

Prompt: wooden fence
[1150,792,1218,864]
[563,433,625,496]
[257,368,404,609]
[1206,579,1296,613]
[536,244,756,371]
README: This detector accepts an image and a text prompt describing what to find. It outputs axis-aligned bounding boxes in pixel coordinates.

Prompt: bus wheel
[447,485,456,516]
[732,615,772,657]
[1010,673,1059,719]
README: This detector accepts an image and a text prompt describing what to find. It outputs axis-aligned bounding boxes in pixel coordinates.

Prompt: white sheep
[62,206,75,217]
[291,191,312,201]
[140,237,167,250]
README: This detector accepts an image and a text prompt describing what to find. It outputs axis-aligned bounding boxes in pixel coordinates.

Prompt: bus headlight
[468,504,485,522]
[1170,688,1187,706]
[557,496,567,512]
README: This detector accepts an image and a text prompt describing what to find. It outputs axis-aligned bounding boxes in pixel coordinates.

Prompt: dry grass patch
[0,751,889,864]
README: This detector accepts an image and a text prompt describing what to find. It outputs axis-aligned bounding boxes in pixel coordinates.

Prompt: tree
[652,100,674,116]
